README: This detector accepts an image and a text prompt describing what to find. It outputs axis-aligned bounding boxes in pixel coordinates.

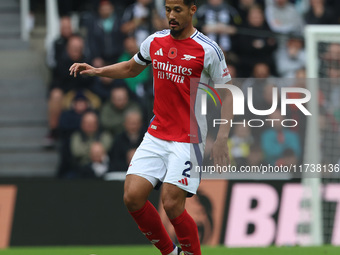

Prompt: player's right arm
[70,31,157,79]
[69,57,147,79]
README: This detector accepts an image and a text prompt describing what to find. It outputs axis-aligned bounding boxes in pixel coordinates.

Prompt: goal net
[304,25,340,245]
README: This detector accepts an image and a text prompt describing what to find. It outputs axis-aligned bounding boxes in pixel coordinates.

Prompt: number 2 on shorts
[182,161,192,178]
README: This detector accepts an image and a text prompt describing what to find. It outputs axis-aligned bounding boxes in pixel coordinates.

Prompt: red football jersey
[134,30,231,143]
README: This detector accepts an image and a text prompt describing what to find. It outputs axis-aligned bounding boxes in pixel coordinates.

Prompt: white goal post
[304,25,340,246]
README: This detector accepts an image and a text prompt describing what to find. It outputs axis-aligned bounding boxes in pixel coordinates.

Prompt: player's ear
[190,4,197,15]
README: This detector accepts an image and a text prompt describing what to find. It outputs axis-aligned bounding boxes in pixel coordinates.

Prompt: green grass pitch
[0,245,340,255]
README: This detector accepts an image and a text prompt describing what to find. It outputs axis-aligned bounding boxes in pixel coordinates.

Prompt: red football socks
[129,201,174,255]
[170,209,201,255]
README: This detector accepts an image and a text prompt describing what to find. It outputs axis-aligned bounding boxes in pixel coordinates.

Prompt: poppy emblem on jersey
[168,47,177,59]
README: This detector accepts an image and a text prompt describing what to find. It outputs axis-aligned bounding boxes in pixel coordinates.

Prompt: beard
[170,27,184,37]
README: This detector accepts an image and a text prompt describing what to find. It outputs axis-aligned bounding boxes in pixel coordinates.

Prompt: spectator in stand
[230,0,265,23]
[234,5,277,77]
[253,82,279,112]
[228,123,254,167]
[91,0,136,13]
[56,91,92,178]
[245,81,281,138]
[100,86,142,137]
[62,88,101,111]
[118,36,151,98]
[87,0,125,65]
[58,91,92,140]
[70,111,113,172]
[121,0,167,46]
[305,0,337,25]
[261,109,301,165]
[196,0,241,53]
[242,62,275,98]
[327,0,340,24]
[45,34,93,146]
[86,57,127,103]
[58,0,92,17]
[46,16,74,70]
[284,68,308,148]
[320,43,340,112]
[110,110,145,172]
[245,143,265,167]
[265,0,304,35]
[321,43,340,76]
[226,62,238,79]
[276,148,299,166]
[275,33,305,78]
[77,142,110,178]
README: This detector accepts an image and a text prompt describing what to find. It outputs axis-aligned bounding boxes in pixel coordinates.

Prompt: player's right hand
[69,63,96,77]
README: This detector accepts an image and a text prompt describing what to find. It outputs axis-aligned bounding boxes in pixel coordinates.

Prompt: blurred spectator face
[328,67,340,78]
[124,37,139,56]
[111,87,129,110]
[287,38,303,56]
[253,63,270,78]
[73,99,89,114]
[293,69,307,88]
[295,68,306,79]
[60,16,72,38]
[208,0,223,6]
[269,109,283,130]
[81,112,98,136]
[226,64,237,78]
[248,6,264,27]
[67,36,84,61]
[92,57,105,68]
[90,142,106,162]
[240,0,255,8]
[98,0,114,19]
[233,124,251,138]
[280,152,298,166]
[138,0,152,6]
[124,111,143,135]
[275,0,288,7]
[324,43,340,62]
[263,84,276,104]
[92,58,114,84]
[310,0,324,7]
[247,145,263,166]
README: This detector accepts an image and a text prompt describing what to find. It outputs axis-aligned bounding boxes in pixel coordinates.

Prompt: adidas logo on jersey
[155,48,163,56]
[178,178,188,186]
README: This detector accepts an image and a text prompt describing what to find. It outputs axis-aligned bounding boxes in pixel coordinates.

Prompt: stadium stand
[0,0,339,182]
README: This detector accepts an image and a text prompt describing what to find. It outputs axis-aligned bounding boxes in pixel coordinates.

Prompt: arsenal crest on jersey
[168,47,177,59]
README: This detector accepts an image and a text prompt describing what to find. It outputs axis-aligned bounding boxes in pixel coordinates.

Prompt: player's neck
[171,26,196,40]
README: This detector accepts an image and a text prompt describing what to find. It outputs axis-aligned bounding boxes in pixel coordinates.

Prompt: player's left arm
[205,43,233,167]
[210,82,233,167]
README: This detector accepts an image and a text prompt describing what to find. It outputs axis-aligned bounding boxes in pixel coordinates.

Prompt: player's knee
[123,190,144,212]
[162,197,184,219]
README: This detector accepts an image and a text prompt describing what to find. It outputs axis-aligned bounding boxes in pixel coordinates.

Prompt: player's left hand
[210,137,230,171]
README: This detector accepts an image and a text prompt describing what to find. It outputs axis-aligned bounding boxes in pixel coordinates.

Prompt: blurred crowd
[38,0,340,178]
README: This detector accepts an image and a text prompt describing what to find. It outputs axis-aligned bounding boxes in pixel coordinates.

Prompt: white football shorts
[127,132,204,195]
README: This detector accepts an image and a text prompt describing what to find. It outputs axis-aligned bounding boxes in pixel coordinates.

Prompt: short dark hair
[183,0,196,7]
